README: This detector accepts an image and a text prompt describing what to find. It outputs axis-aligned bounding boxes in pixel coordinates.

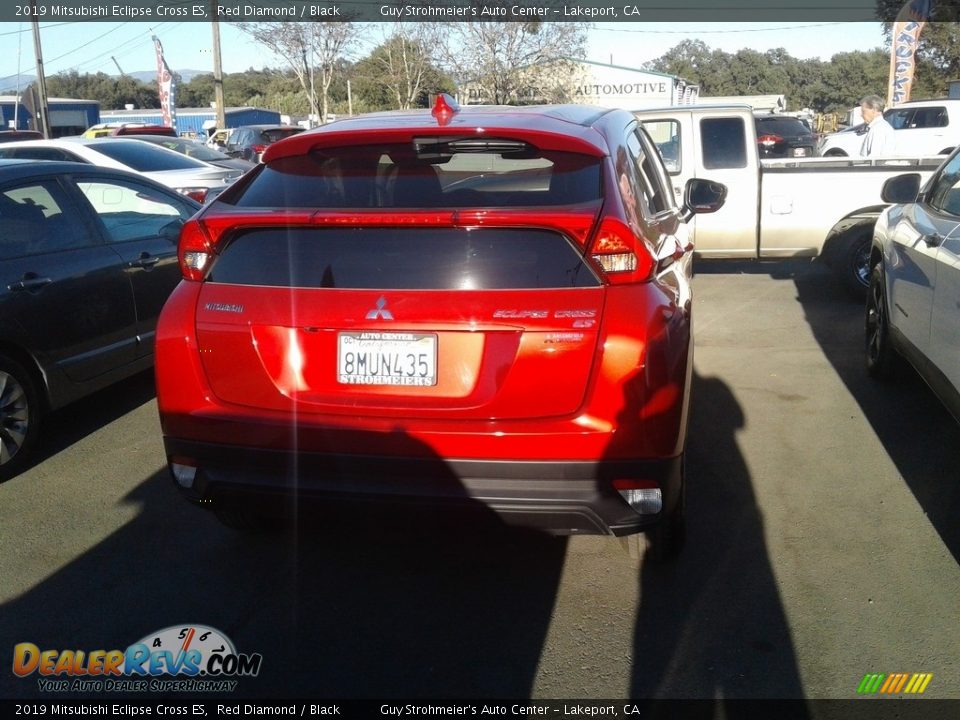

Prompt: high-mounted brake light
[431,93,460,126]
[589,217,655,284]
[178,218,215,282]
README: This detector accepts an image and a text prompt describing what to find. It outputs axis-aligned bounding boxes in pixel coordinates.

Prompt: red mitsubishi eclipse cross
[155,96,725,559]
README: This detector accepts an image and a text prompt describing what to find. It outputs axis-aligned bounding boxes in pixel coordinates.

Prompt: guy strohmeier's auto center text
[15,3,642,20]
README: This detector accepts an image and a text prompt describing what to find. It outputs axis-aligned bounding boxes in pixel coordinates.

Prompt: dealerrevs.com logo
[13,624,262,693]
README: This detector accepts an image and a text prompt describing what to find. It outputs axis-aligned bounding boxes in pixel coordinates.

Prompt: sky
[0,21,888,87]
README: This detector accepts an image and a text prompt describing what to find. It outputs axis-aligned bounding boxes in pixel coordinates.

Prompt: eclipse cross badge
[366,296,394,320]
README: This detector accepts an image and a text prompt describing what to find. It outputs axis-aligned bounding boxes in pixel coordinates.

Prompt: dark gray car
[224,125,305,162]
[0,160,200,479]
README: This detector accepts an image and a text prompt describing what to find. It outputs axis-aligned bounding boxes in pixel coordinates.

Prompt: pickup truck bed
[634,105,943,293]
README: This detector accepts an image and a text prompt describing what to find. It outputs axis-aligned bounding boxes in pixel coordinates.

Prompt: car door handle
[129,254,161,268]
[8,276,52,292]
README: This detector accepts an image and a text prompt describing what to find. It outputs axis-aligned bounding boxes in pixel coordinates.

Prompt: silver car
[0,138,243,203]
[867,147,960,422]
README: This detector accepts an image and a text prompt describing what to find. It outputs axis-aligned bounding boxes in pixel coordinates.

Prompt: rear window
[208,227,600,290]
[88,141,210,171]
[227,141,601,208]
[755,117,813,136]
[261,128,304,143]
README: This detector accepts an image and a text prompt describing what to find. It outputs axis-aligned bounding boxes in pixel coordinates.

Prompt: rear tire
[0,353,42,482]
[824,149,848,157]
[840,231,872,299]
[214,505,282,533]
[865,264,901,379]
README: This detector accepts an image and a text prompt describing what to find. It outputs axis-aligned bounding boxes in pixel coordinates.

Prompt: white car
[866,146,960,422]
[0,138,243,203]
[820,99,960,157]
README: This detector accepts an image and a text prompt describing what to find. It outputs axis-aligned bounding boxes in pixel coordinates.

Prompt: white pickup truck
[633,104,944,293]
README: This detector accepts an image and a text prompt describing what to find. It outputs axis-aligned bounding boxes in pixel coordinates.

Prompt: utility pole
[111,56,125,76]
[211,3,226,130]
[30,5,51,138]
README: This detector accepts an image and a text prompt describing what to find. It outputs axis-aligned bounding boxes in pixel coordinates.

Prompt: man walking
[860,95,896,157]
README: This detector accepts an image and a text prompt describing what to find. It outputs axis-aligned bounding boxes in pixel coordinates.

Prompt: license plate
[337,332,437,386]
[793,148,808,157]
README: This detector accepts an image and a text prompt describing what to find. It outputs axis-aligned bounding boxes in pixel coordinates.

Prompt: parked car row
[5,99,959,564]
[819,99,960,157]
[0,138,244,204]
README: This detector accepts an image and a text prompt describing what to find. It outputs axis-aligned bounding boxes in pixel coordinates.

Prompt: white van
[818,99,960,157]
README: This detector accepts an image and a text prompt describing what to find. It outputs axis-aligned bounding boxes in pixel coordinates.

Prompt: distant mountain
[126,69,211,84]
[0,69,211,94]
[0,74,35,94]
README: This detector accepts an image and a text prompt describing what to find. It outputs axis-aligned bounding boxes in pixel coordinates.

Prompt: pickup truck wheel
[841,232,871,298]
[824,149,848,157]
[865,265,901,379]
[0,354,41,482]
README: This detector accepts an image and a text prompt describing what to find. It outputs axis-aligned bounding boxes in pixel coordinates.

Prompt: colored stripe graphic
[858,673,886,694]
[857,672,933,694]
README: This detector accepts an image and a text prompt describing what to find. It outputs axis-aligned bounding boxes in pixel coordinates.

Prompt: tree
[235,22,366,123]
[45,70,159,111]
[354,26,452,110]
[353,27,454,111]
[437,21,588,105]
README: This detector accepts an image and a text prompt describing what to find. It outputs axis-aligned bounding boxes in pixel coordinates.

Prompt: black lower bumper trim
[164,438,683,536]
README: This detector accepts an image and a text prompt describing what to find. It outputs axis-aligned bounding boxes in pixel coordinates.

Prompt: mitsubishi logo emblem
[366,296,394,320]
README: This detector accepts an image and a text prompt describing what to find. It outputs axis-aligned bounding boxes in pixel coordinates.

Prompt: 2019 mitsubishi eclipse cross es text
[154,96,726,559]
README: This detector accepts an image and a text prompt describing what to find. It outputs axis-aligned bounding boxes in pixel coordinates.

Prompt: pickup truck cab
[634,104,943,293]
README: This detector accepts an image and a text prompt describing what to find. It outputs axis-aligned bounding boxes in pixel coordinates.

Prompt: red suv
[155,96,725,558]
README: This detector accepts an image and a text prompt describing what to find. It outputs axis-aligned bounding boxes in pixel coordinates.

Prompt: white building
[462,59,698,110]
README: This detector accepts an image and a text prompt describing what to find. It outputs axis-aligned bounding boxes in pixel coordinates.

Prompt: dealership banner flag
[153,35,178,130]
[887,0,934,107]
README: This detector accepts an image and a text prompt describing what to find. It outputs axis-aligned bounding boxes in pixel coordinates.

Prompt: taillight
[757,134,783,147]
[176,187,209,203]
[589,217,655,284]
[251,143,267,154]
[178,218,215,282]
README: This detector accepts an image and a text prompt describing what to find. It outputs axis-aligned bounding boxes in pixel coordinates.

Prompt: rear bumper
[164,438,683,536]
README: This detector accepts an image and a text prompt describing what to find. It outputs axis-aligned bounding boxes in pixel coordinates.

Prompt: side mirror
[682,178,727,222]
[881,173,921,204]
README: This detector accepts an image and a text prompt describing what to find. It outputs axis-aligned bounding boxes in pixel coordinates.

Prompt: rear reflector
[170,457,198,489]
[613,479,663,515]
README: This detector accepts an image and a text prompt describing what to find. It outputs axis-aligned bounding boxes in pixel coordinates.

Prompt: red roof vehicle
[155,96,726,558]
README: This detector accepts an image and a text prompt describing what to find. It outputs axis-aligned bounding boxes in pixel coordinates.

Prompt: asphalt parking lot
[1,258,958,702]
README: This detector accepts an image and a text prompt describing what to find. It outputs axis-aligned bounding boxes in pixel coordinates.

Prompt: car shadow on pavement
[0,437,567,699]
[629,370,810,708]
[791,261,960,564]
